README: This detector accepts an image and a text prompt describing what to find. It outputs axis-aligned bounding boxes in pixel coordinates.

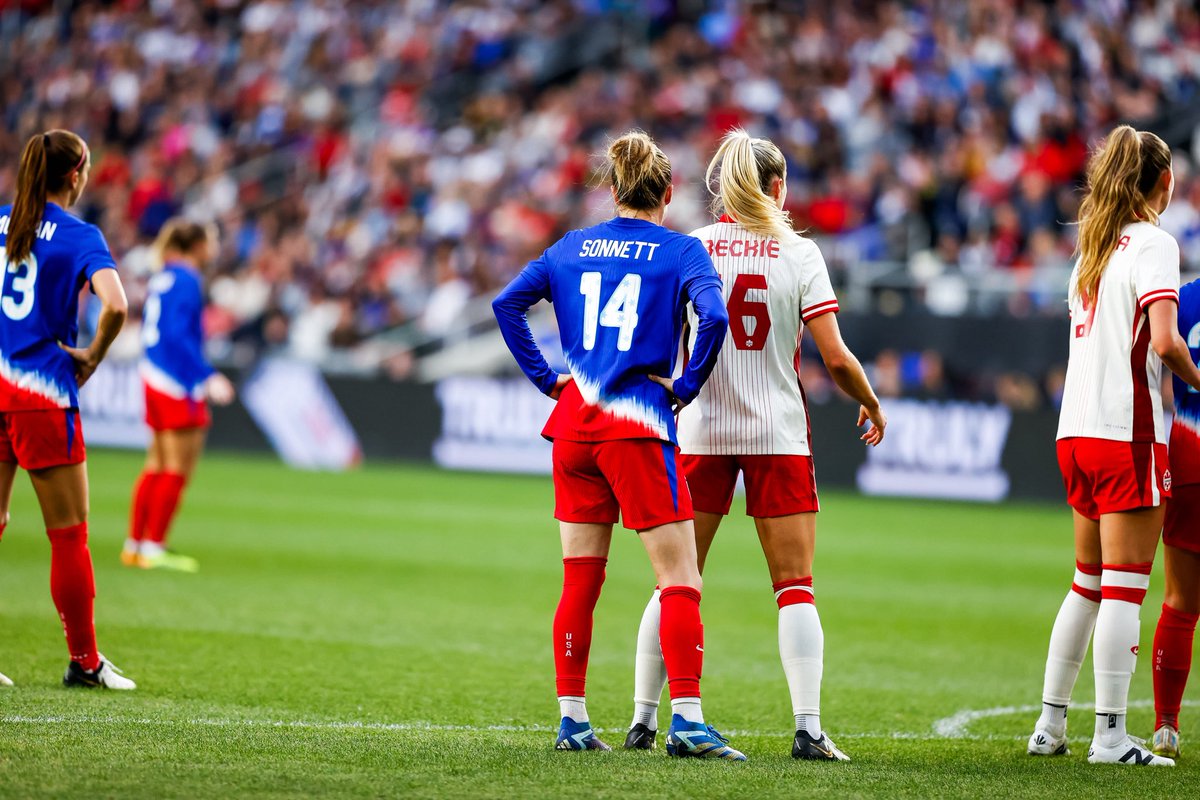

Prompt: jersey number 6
[0,248,38,322]
[727,273,770,351]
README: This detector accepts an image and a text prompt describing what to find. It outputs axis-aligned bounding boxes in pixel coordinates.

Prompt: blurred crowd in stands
[2,0,1200,408]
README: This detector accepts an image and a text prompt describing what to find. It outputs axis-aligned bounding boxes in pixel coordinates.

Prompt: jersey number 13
[0,248,39,322]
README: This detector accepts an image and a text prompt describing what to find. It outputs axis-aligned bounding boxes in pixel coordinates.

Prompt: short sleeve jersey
[1169,279,1200,485]
[677,217,839,455]
[0,202,117,410]
[1057,222,1180,444]
[140,263,214,400]
[508,217,722,444]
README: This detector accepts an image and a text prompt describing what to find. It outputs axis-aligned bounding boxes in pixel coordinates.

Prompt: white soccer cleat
[1088,735,1175,766]
[63,655,137,690]
[0,670,12,686]
[1027,728,1069,756]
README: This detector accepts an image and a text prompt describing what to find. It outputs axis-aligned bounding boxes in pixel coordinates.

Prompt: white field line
[933,698,1200,740]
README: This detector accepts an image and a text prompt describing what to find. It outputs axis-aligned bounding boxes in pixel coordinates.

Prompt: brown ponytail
[153,217,215,270]
[706,129,794,241]
[1074,125,1172,304]
[7,130,88,265]
[604,130,672,212]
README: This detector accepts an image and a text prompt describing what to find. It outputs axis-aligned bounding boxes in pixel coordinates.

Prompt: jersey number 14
[0,248,39,322]
[580,272,641,351]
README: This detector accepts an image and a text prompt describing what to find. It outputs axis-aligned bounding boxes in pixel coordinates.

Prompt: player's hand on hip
[59,343,101,387]
[206,373,236,405]
[649,374,687,413]
[549,374,573,400]
[858,403,886,446]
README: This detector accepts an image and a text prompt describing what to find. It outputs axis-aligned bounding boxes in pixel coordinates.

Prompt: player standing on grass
[492,130,745,759]
[1147,275,1200,759]
[121,219,234,572]
[0,130,135,689]
[1028,125,1200,766]
[622,130,885,760]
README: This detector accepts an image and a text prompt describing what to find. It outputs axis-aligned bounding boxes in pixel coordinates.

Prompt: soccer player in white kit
[1028,125,1200,767]
[624,130,886,760]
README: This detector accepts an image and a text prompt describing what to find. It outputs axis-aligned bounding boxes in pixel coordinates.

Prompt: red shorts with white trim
[0,409,86,470]
[682,454,819,518]
[1164,482,1200,554]
[1056,437,1170,520]
[144,383,210,431]
[552,438,693,531]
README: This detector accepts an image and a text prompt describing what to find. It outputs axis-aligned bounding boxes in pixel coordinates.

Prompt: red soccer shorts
[682,453,819,517]
[553,438,693,531]
[1164,482,1200,554]
[144,383,210,431]
[0,409,86,470]
[1056,437,1170,520]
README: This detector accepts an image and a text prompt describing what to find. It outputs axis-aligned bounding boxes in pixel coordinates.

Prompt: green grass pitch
[0,449,1196,798]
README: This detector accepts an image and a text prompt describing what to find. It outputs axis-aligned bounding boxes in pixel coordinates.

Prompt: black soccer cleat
[624,722,657,750]
[62,656,136,690]
[793,729,850,761]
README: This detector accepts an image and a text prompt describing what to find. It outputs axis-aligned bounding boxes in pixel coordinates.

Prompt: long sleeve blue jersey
[493,216,728,444]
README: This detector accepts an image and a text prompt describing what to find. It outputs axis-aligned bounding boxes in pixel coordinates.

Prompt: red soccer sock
[144,472,186,546]
[552,556,606,697]
[47,523,99,672]
[659,585,703,699]
[129,471,162,543]
[1153,603,1199,730]
[774,576,815,608]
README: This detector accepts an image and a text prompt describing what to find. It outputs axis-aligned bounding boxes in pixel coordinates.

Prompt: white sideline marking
[934,698,1200,739]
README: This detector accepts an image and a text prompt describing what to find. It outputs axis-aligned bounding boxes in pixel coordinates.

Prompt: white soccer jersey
[677,217,839,455]
[1057,222,1181,444]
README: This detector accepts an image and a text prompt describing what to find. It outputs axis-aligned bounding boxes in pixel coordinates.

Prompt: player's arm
[61,268,127,387]
[806,312,886,445]
[492,255,570,398]
[664,282,727,405]
[1149,299,1200,392]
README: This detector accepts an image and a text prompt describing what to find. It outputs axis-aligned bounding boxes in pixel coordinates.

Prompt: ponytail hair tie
[42,133,50,147]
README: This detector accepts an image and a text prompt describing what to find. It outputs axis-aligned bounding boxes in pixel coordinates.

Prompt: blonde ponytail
[706,129,794,242]
[1074,125,1172,304]
[604,130,672,212]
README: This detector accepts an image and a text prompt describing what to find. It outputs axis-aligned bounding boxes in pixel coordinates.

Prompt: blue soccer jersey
[1171,278,1200,486]
[140,263,213,400]
[0,202,116,410]
[493,216,728,444]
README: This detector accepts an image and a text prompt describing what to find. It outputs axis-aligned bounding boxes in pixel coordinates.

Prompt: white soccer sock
[671,697,704,724]
[140,541,165,558]
[122,538,140,554]
[1036,566,1101,735]
[558,696,588,723]
[631,589,667,731]
[1093,565,1150,731]
[779,601,824,738]
[1095,712,1128,748]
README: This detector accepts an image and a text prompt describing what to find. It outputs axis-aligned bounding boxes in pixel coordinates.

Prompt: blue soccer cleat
[555,717,612,751]
[665,715,747,761]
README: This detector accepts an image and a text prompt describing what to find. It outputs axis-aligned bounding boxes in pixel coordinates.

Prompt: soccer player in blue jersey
[1149,276,1200,758]
[121,219,234,572]
[492,130,743,759]
[0,130,135,689]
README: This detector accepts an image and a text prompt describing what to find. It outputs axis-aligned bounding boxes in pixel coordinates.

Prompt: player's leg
[1088,504,1171,765]
[123,432,164,566]
[550,439,616,751]
[0,452,14,687]
[28,459,134,690]
[139,426,205,571]
[1029,510,1102,754]
[1150,519,1200,757]
[615,442,743,761]
[626,454,735,749]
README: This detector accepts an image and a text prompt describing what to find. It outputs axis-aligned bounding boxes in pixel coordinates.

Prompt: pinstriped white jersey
[1057,222,1180,444]
[677,218,838,455]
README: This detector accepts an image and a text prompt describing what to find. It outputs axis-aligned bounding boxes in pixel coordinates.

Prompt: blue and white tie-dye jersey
[1171,278,1200,486]
[493,216,728,444]
[0,202,116,410]
[140,262,214,400]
